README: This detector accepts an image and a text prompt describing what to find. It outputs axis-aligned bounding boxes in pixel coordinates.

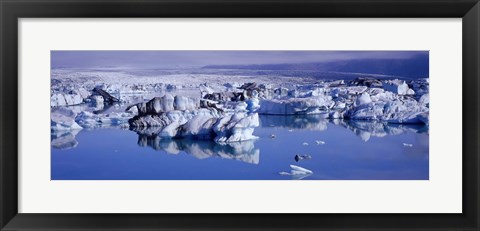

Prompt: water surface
[51,115,429,180]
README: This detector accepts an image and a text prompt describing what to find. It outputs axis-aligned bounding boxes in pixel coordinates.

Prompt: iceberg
[51,92,83,107]
[383,80,413,95]
[294,154,312,162]
[75,111,133,129]
[51,108,83,131]
[355,92,372,105]
[254,78,428,125]
[127,94,199,116]
[128,95,260,143]
[279,165,314,178]
[258,95,333,115]
[50,87,91,107]
[290,165,313,174]
[50,76,430,135]
[345,95,428,124]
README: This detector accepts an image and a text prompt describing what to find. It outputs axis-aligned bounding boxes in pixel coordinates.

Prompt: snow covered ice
[50,68,429,148]
[51,107,83,131]
[128,105,260,143]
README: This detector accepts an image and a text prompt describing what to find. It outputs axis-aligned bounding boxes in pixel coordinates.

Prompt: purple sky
[51,50,428,68]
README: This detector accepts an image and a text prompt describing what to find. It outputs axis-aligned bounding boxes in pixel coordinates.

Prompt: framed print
[1,0,479,230]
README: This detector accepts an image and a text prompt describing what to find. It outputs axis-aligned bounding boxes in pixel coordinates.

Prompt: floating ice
[258,95,333,115]
[128,96,260,143]
[75,111,132,129]
[51,88,91,107]
[50,75,430,137]
[383,80,411,95]
[290,165,313,174]
[246,98,260,113]
[280,165,313,177]
[51,108,83,131]
[90,95,104,107]
[355,92,372,105]
[294,154,312,162]
[250,78,428,125]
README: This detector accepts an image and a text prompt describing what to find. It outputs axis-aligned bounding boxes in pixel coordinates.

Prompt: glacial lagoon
[50,51,430,180]
[51,115,429,180]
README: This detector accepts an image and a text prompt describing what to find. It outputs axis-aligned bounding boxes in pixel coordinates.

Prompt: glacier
[50,68,429,144]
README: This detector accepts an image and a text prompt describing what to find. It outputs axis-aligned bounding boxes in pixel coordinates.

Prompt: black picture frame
[1,0,479,230]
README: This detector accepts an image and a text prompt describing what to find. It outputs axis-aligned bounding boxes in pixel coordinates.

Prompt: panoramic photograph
[51,51,429,180]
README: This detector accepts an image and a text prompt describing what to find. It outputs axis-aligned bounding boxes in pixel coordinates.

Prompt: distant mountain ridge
[202,55,429,78]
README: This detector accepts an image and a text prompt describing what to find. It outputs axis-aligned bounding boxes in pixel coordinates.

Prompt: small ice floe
[288,129,294,132]
[302,142,309,146]
[315,140,326,145]
[403,143,413,147]
[270,134,276,139]
[279,165,314,178]
[295,154,312,162]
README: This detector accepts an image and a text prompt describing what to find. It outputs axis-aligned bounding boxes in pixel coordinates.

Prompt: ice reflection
[334,119,428,142]
[52,115,428,156]
[51,130,81,150]
[135,133,260,164]
[260,114,427,142]
[260,114,328,130]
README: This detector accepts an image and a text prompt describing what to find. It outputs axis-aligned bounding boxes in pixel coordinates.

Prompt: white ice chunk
[259,95,333,115]
[246,98,260,113]
[356,92,372,105]
[419,93,429,106]
[90,95,104,106]
[282,165,313,175]
[51,108,83,131]
[50,93,67,107]
[174,95,198,111]
[75,111,131,129]
[383,80,411,95]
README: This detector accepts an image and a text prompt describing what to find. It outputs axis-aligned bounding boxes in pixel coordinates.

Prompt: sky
[51,50,428,69]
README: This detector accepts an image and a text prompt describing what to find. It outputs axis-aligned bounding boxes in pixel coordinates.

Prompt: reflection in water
[51,127,129,150]
[136,133,260,164]
[260,114,328,131]
[52,114,429,180]
[334,119,428,142]
[51,130,81,150]
[261,114,428,142]
[52,115,428,157]
[289,173,313,180]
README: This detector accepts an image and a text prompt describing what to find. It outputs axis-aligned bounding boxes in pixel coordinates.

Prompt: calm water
[51,115,429,180]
